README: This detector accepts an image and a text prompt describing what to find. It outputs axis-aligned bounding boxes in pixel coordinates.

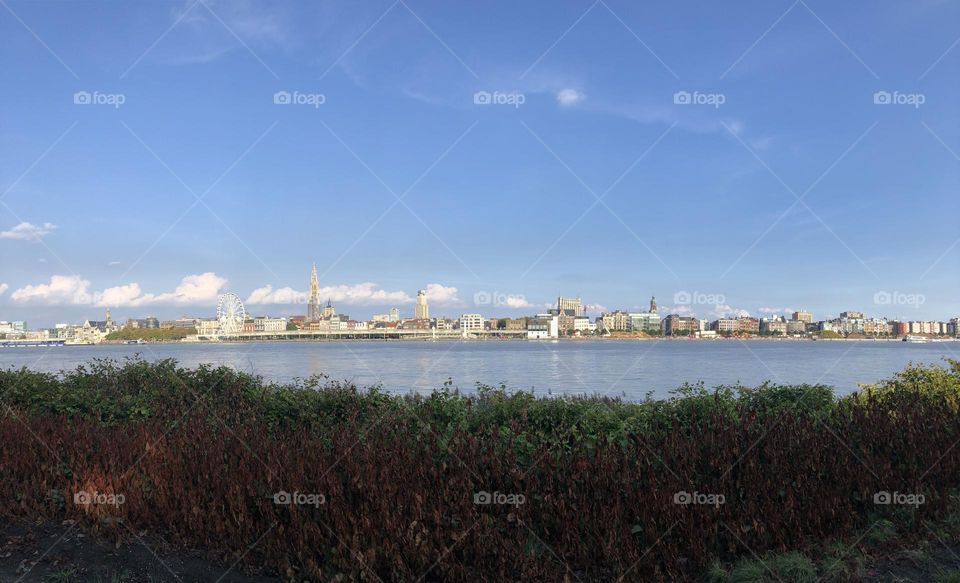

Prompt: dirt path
[0,520,281,583]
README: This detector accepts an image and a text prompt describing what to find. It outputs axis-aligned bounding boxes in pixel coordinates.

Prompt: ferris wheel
[216,292,246,336]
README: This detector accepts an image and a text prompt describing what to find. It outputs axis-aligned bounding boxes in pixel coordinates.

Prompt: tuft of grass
[864,518,897,545]
[934,570,960,583]
[703,559,729,582]
[729,552,817,583]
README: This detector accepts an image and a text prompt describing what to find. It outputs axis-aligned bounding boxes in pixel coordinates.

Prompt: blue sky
[1,0,958,326]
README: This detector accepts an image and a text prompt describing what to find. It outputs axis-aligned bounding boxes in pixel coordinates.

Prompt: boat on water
[903,335,929,343]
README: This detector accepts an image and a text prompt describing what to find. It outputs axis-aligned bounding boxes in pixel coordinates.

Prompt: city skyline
[0,262,956,329]
[1,1,958,327]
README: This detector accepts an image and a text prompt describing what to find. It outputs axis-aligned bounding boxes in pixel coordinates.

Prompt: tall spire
[308,264,321,320]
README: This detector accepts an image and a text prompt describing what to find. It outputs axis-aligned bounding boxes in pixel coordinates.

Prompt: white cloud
[95,283,144,307]
[758,307,794,316]
[503,296,534,309]
[0,222,58,241]
[246,282,421,306]
[108,260,122,266]
[664,304,697,318]
[12,272,228,307]
[712,305,751,318]
[246,285,308,305]
[424,283,460,306]
[0,283,8,296]
[583,303,607,315]
[556,88,585,107]
[11,275,92,304]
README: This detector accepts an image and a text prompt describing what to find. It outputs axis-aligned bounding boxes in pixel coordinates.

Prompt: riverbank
[34,334,960,347]
[2,358,960,580]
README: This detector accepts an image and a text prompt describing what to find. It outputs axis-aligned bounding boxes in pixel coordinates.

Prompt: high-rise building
[557,296,584,317]
[307,264,321,321]
[792,310,813,324]
[415,290,429,320]
[389,307,400,322]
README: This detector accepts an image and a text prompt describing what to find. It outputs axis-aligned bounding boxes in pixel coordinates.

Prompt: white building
[573,316,596,333]
[253,317,286,333]
[527,314,559,340]
[415,290,429,320]
[459,314,484,332]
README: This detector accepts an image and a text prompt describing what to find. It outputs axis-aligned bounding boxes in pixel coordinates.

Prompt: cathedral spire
[308,264,321,320]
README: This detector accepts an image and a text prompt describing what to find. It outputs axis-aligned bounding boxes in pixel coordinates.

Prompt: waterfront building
[712,319,736,334]
[527,314,559,339]
[557,297,584,317]
[735,317,760,335]
[506,318,527,330]
[0,321,27,334]
[390,307,400,321]
[628,311,660,333]
[161,317,199,329]
[662,314,699,336]
[253,317,286,333]
[600,310,630,332]
[127,317,159,329]
[322,299,336,319]
[573,316,596,333]
[792,310,813,324]
[863,318,890,336]
[459,314,484,332]
[415,290,429,320]
[760,317,787,335]
[786,320,807,335]
[307,264,322,321]
[838,314,865,335]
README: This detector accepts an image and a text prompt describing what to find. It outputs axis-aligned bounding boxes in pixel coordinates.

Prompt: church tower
[649,296,657,314]
[307,264,321,320]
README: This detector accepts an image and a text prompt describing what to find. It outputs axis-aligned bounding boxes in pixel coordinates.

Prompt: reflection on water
[0,340,957,400]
